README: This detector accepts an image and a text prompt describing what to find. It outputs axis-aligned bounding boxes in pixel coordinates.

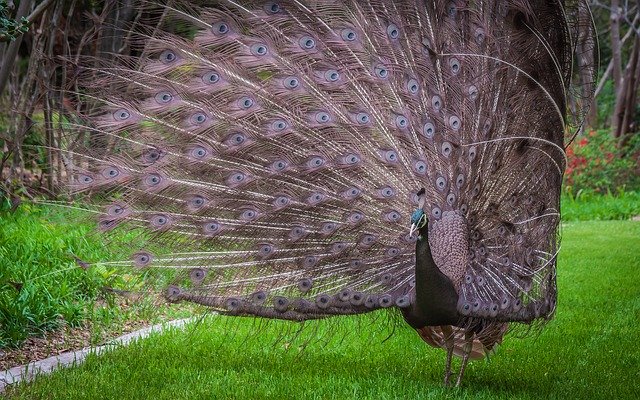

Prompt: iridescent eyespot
[154,91,173,104]
[422,122,435,138]
[395,115,408,129]
[299,36,316,50]
[250,43,268,56]
[407,78,419,94]
[383,150,398,163]
[432,95,442,110]
[324,70,340,82]
[315,112,330,123]
[341,28,357,41]
[387,24,399,39]
[356,112,370,124]
[101,166,120,179]
[113,109,130,121]
[202,71,220,84]
[159,49,177,63]
[190,146,208,159]
[449,57,461,74]
[264,2,280,14]
[211,21,229,35]
[238,96,254,109]
[374,64,389,79]
[284,76,299,89]
[190,112,207,125]
[271,119,288,131]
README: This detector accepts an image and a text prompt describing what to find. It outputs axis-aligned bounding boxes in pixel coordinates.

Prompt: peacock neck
[402,228,460,329]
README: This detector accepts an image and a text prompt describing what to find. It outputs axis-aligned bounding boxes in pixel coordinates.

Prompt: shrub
[564,129,640,196]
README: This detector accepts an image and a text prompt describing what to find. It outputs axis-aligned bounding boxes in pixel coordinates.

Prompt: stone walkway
[0,318,194,394]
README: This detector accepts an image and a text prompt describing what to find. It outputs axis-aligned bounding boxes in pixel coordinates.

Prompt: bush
[564,129,640,196]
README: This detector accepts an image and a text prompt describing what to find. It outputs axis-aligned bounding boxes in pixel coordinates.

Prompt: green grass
[0,203,183,348]
[561,191,640,221]
[5,220,639,399]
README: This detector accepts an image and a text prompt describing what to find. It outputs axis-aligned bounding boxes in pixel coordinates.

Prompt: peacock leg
[455,330,474,387]
[442,325,455,386]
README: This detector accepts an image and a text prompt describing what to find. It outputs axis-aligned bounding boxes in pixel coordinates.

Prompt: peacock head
[410,188,428,237]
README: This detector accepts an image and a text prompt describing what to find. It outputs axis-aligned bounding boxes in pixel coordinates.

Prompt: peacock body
[66,0,596,386]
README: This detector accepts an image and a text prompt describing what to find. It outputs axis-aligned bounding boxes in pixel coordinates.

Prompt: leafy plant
[0,0,29,42]
[564,129,640,196]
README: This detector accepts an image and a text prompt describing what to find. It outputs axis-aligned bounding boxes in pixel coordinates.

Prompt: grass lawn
[5,220,640,400]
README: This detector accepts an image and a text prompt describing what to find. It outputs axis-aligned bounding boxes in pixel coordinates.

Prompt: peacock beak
[409,223,418,237]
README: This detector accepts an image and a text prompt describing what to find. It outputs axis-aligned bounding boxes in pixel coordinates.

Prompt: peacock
[63,0,596,387]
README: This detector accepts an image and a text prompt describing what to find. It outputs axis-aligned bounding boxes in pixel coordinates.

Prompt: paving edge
[0,318,196,393]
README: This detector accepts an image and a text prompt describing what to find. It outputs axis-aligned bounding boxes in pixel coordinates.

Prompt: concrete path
[0,318,195,393]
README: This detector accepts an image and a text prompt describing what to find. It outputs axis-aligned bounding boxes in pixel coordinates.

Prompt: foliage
[0,0,28,42]
[564,129,640,195]
[561,191,640,221]
[5,221,640,399]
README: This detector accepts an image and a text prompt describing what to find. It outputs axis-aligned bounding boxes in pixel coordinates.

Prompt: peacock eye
[241,209,257,220]
[475,28,485,44]
[250,43,268,56]
[468,146,477,161]
[442,142,453,157]
[273,195,290,207]
[154,91,173,104]
[188,195,206,209]
[383,150,398,163]
[449,115,461,131]
[299,36,316,50]
[144,174,162,186]
[379,186,395,198]
[307,156,325,169]
[432,207,442,218]
[432,95,442,110]
[211,21,230,35]
[203,221,220,234]
[190,146,208,159]
[315,112,330,123]
[468,85,478,100]
[348,211,364,224]
[356,112,370,124]
[271,119,288,131]
[385,210,401,222]
[258,243,275,257]
[436,176,447,191]
[132,252,152,267]
[113,108,130,121]
[284,76,299,89]
[159,49,177,63]
[407,78,419,94]
[264,2,280,14]
[227,132,246,146]
[190,112,207,125]
[202,71,220,84]
[101,166,120,179]
[271,160,288,171]
[423,122,435,138]
[324,69,340,82]
[344,154,360,165]
[78,174,93,184]
[238,96,254,109]
[386,24,399,39]
[414,160,427,174]
[449,57,461,74]
[341,28,357,41]
[374,64,389,79]
[395,115,408,129]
